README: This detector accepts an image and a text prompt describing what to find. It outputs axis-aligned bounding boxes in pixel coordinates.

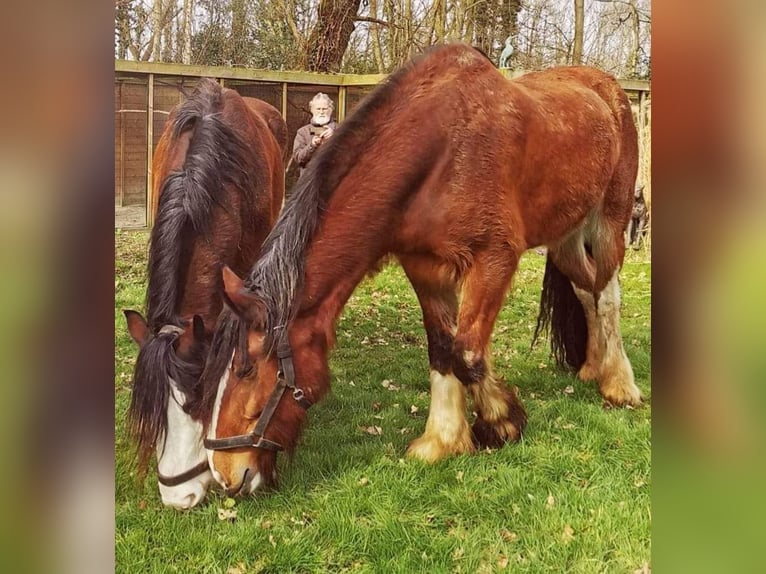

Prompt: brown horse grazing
[123,78,286,509]
[200,43,641,496]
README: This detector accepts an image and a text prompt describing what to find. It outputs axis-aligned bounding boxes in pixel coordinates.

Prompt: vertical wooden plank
[119,81,125,208]
[281,82,288,120]
[338,86,347,122]
[219,78,225,88]
[146,73,155,228]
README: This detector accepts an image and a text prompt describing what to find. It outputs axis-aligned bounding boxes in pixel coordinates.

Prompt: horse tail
[146,78,257,331]
[533,255,587,370]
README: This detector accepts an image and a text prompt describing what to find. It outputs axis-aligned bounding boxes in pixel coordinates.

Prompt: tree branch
[353,16,391,27]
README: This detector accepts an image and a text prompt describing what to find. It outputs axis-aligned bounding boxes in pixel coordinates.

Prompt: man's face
[311,100,332,125]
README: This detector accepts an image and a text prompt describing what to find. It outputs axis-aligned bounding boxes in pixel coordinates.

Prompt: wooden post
[146,73,155,228]
[281,82,288,120]
[337,86,347,122]
[119,82,125,208]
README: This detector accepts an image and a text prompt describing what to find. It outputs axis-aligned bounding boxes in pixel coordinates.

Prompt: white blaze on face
[207,352,233,488]
[156,380,213,510]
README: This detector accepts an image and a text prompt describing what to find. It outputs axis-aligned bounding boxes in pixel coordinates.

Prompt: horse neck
[284,174,414,402]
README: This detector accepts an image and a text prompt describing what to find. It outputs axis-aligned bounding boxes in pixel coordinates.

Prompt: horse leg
[571,271,642,406]
[549,221,641,406]
[451,251,527,449]
[399,257,474,462]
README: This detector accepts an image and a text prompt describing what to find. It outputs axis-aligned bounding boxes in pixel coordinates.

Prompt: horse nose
[224,469,251,497]
[164,491,202,510]
[160,484,206,510]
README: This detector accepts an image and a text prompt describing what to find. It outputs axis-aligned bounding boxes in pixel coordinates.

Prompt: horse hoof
[472,417,523,449]
[600,379,643,407]
[406,432,474,463]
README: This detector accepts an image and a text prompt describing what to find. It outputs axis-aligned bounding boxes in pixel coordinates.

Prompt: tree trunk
[369,0,385,73]
[150,0,164,61]
[115,0,130,60]
[180,0,193,64]
[229,0,248,65]
[305,0,363,72]
[573,0,584,64]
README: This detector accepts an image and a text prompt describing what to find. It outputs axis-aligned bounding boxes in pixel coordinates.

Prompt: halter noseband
[157,460,210,487]
[203,340,312,452]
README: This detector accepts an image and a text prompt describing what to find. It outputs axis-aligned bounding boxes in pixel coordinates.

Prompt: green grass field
[115,230,650,573]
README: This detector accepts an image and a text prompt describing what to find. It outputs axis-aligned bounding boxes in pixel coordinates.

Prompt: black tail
[532,255,588,370]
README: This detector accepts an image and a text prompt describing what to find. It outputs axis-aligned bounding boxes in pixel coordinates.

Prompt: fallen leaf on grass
[361,425,382,436]
[500,529,518,542]
[218,508,237,521]
[546,493,555,508]
[633,562,651,574]
[456,471,464,482]
[561,524,575,543]
[381,379,400,391]
[268,534,276,548]
[358,477,369,486]
[260,520,272,530]
[497,554,509,569]
[563,385,575,395]
[410,405,419,415]
[227,563,247,574]
[451,547,465,561]
[138,500,147,510]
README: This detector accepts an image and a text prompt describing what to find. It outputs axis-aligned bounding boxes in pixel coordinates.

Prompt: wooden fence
[115,60,650,229]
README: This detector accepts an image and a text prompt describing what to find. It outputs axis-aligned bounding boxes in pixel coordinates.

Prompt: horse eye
[237,365,254,378]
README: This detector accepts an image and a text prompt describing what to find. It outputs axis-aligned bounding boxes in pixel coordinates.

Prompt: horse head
[202,266,311,496]
[124,310,214,509]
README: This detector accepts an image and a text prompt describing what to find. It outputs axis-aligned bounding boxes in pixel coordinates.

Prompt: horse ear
[221,265,262,322]
[124,310,150,347]
[192,314,205,340]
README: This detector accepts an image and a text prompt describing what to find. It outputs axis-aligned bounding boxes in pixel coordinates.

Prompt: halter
[157,460,210,487]
[203,340,312,452]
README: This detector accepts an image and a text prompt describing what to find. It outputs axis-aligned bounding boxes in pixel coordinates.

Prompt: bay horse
[123,78,286,509]
[200,44,641,496]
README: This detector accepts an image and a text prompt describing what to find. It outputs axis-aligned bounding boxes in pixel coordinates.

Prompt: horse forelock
[196,309,250,430]
[129,329,208,474]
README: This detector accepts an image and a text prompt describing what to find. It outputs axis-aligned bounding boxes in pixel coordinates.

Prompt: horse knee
[451,340,486,385]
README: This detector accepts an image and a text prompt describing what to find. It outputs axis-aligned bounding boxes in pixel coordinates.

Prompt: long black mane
[128,78,260,470]
[198,46,471,408]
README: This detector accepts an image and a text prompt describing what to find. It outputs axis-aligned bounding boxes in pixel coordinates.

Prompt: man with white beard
[292,92,339,176]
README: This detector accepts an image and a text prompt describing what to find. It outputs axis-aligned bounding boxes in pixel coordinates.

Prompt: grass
[115,230,651,573]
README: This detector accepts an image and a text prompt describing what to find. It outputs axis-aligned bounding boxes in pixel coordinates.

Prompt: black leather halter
[203,340,312,452]
[157,460,210,487]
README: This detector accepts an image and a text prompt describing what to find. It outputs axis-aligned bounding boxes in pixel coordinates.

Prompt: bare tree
[114,0,650,79]
[304,0,364,72]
